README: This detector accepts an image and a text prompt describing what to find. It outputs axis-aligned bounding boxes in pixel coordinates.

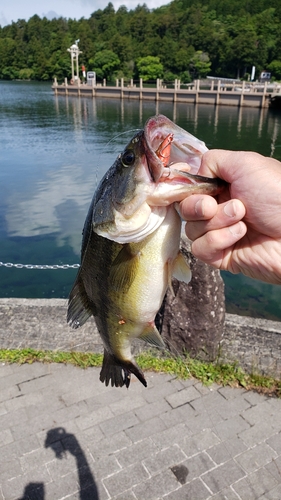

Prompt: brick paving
[0,362,281,499]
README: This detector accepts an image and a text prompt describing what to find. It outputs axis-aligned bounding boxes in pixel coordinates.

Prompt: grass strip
[0,348,280,397]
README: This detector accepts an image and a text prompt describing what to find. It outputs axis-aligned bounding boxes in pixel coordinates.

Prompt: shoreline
[0,298,280,378]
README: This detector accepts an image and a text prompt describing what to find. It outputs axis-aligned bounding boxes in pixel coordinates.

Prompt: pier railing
[52,77,281,108]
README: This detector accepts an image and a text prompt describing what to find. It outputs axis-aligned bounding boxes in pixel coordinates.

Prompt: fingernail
[224,200,236,217]
[229,221,244,236]
[195,199,204,217]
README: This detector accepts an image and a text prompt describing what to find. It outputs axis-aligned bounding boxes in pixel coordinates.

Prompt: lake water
[1,80,281,320]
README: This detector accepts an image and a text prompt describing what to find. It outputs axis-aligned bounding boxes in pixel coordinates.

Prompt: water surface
[1,81,281,320]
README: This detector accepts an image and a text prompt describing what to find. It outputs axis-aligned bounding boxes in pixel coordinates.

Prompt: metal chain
[0,261,80,270]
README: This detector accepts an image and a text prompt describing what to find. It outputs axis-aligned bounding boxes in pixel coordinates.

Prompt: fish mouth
[162,167,226,196]
[143,114,225,194]
[144,114,208,182]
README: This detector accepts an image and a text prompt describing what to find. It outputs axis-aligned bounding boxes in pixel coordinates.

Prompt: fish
[67,114,225,388]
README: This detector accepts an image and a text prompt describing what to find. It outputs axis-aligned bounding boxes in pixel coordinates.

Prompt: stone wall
[0,298,102,354]
[221,314,281,378]
[0,298,280,378]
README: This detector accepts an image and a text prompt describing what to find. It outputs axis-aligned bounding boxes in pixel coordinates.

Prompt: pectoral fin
[167,251,191,296]
[140,324,165,348]
[172,251,192,284]
[109,244,140,293]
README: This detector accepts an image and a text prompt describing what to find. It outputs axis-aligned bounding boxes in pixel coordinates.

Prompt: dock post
[140,78,143,100]
[64,77,68,95]
[91,76,95,97]
[53,78,58,95]
[194,80,199,104]
[156,78,160,101]
[240,80,245,106]
[216,80,220,105]
[174,79,178,102]
[121,78,124,99]
[261,81,268,108]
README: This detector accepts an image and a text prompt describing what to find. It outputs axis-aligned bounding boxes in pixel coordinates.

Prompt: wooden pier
[52,78,281,108]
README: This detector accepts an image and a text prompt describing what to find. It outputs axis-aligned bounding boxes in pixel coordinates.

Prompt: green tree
[190,51,211,78]
[1,1,281,83]
[268,60,281,80]
[90,49,120,81]
[0,38,18,79]
[136,56,163,81]
[18,68,34,79]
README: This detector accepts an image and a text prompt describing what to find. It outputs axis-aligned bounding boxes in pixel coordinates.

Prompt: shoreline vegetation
[1,1,281,84]
[1,348,280,397]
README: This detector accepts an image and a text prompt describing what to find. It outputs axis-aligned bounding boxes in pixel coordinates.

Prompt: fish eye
[121,150,135,167]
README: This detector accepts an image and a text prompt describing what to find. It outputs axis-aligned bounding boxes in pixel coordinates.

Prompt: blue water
[1,80,281,320]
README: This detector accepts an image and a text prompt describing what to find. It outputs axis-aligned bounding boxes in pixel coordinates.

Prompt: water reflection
[6,98,280,241]
[5,163,97,255]
[1,81,281,316]
[270,117,280,157]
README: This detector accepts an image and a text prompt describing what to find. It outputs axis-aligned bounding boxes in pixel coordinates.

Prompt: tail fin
[99,350,147,388]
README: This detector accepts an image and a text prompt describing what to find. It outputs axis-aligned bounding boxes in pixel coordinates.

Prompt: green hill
[1,1,281,82]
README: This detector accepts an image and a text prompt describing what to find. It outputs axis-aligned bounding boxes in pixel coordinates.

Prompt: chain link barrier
[0,261,80,270]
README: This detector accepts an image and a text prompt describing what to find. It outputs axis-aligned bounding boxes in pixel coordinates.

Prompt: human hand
[180,149,281,284]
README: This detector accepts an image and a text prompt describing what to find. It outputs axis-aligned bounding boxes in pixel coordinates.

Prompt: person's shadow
[18,482,45,499]
[45,427,99,499]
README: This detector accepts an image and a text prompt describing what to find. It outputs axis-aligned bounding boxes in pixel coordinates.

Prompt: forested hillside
[1,0,281,82]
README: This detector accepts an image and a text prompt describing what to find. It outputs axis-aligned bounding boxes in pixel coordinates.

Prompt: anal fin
[140,324,165,348]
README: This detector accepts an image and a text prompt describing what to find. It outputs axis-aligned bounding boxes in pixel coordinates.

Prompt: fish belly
[94,206,181,388]
[116,205,181,327]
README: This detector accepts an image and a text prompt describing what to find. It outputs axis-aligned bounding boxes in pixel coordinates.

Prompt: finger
[179,194,218,221]
[198,149,238,179]
[190,221,247,269]
[181,149,235,181]
[185,199,246,241]
[198,149,270,182]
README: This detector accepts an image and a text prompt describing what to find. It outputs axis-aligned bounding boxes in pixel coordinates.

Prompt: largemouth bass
[67,114,225,388]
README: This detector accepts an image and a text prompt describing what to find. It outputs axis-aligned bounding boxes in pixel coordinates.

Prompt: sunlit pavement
[1,362,281,500]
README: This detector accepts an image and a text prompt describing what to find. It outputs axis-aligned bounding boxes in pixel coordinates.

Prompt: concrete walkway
[1,362,281,500]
